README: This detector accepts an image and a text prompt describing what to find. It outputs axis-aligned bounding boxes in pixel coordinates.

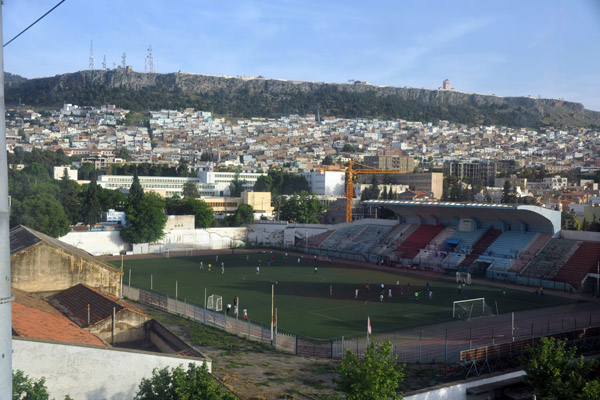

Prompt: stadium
[113,201,600,397]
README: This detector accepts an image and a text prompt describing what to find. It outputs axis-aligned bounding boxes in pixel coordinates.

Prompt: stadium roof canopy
[362,200,561,235]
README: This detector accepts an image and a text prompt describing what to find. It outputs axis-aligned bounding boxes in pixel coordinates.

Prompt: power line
[4,0,67,47]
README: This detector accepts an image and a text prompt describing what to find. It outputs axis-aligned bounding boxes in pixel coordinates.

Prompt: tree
[501,179,515,204]
[11,194,71,238]
[182,181,200,199]
[81,172,102,227]
[279,191,323,223]
[121,191,168,244]
[225,204,254,227]
[166,198,214,228]
[228,173,246,197]
[129,169,144,203]
[520,337,600,400]
[96,187,127,212]
[58,169,82,225]
[253,174,273,193]
[342,143,358,153]
[13,369,50,400]
[322,155,334,165]
[361,175,380,200]
[115,147,132,161]
[337,340,404,400]
[135,363,237,400]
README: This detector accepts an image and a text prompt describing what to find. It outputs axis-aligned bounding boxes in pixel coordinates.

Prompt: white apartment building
[197,170,266,193]
[96,175,220,197]
[302,170,346,196]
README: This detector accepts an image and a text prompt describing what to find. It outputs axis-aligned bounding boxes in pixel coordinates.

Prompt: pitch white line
[309,311,345,322]
[312,303,369,313]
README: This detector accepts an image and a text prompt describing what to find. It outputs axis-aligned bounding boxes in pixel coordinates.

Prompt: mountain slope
[6,69,600,128]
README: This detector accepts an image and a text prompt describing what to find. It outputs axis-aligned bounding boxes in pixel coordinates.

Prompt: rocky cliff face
[6,69,600,128]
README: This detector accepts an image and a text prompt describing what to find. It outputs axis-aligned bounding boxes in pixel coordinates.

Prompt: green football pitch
[112,252,576,339]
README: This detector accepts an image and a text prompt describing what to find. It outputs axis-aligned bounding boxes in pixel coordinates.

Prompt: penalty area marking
[403,314,428,322]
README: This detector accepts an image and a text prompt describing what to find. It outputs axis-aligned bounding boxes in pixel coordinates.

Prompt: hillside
[6,69,600,128]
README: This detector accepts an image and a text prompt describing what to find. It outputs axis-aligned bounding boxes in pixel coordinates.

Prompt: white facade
[60,227,247,255]
[96,175,219,197]
[102,209,126,225]
[196,170,266,196]
[13,338,210,400]
[53,165,78,181]
[302,170,346,196]
[543,175,568,190]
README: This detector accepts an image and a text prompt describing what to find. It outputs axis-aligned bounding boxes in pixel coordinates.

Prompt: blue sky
[4,0,600,110]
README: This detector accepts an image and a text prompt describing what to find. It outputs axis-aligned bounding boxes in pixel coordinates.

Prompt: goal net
[207,294,223,312]
[452,298,494,320]
[456,272,472,284]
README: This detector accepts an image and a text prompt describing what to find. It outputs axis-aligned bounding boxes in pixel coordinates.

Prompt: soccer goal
[456,272,472,284]
[207,294,223,312]
[452,298,494,320]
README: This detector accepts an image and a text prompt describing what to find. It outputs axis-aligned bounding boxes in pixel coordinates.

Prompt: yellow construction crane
[345,161,408,222]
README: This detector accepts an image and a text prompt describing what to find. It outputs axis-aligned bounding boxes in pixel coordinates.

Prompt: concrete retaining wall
[404,370,526,400]
[13,338,211,400]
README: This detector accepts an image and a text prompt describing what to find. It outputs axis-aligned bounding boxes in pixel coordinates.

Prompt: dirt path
[135,302,341,400]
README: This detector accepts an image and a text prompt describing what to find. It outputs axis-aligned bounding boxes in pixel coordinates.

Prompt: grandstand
[459,228,501,268]
[393,224,444,260]
[280,201,600,294]
[554,241,600,290]
[520,239,580,280]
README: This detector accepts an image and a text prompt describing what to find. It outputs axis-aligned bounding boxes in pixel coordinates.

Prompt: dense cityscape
[4,1,600,399]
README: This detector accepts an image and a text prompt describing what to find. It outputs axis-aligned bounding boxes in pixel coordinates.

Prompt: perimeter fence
[123,285,600,364]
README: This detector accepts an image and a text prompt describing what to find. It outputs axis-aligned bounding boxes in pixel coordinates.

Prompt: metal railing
[123,285,600,363]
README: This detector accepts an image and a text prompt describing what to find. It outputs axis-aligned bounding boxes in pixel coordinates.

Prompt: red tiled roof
[51,284,146,327]
[12,290,106,347]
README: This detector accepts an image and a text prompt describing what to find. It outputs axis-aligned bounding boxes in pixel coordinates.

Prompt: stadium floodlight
[452,298,494,320]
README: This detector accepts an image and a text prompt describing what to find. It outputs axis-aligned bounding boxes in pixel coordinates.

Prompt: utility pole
[270,281,278,343]
[0,4,14,397]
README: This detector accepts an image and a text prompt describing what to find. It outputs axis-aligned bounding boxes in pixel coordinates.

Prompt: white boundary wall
[59,228,247,255]
[404,370,526,400]
[561,230,600,242]
[13,338,211,400]
[60,220,399,256]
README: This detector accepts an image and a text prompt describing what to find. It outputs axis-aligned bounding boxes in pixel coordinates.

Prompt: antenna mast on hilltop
[121,52,127,68]
[89,41,95,70]
[102,55,106,70]
[146,45,154,73]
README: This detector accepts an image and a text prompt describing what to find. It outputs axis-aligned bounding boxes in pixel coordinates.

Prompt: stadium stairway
[371,223,417,256]
[413,226,456,265]
[520,239,581,280]
[345,225,393,255]
[554,241,600,289]
[459,228,502,268]
[509,233,552,273]
[394,225,445,260]
[485,231,537,260]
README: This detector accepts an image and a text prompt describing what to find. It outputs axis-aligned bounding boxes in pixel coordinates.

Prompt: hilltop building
[445,161,497,186]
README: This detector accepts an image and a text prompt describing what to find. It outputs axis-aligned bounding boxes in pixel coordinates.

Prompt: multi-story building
[445,161,497,186]
[356,172,443,200]
[197,170,266,193]
[96,175,219,197]
[301,170,346,196]
[363,154,415,172]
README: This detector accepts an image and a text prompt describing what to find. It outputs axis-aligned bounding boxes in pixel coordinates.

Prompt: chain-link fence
[123,285,600,363]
